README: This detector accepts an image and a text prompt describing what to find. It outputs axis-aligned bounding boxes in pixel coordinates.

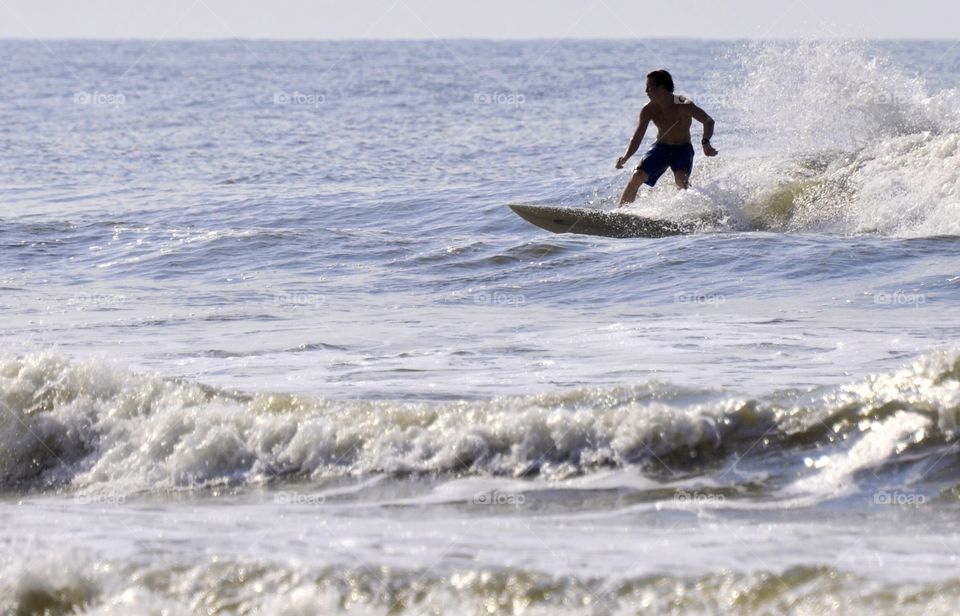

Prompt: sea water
[1,39,959,614]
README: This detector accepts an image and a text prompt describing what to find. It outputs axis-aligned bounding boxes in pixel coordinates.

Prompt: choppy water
[1,39,960,614]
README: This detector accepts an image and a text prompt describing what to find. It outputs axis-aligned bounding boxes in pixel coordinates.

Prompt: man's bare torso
[644,99,694,145]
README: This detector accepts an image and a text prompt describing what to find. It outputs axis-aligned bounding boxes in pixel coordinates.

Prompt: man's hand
[703,144,718,157]
[616,156,627,169]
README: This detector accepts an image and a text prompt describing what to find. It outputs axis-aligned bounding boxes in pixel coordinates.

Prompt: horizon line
[1,36,958,43]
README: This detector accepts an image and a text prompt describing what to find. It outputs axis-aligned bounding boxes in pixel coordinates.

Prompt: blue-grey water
[1,39,960,614]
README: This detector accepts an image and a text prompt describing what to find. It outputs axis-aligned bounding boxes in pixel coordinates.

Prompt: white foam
[2,349,958,495]
[0,353,768,492]
[789,411,932,497]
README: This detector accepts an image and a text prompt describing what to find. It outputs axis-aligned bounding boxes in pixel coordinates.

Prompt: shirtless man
[616,70,718,206]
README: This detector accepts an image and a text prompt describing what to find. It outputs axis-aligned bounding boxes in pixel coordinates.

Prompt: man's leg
[673,146,694,190]
[619,170,649,206]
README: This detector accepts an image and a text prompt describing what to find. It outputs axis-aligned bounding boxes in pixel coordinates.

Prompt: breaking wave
[2,349,958,498]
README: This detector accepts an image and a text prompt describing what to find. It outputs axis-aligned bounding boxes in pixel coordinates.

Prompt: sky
[0,0,957,40]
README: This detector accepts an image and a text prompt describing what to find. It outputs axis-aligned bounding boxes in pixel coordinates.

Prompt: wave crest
[1,350,958,494]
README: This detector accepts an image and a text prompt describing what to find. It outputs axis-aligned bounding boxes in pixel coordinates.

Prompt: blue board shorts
[634,142,695,186]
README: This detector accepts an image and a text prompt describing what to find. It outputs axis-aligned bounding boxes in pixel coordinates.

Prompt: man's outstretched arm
[691,104,718,157]
[616,109,651,168]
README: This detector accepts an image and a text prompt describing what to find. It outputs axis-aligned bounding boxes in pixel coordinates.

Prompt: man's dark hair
[646,70,674,93]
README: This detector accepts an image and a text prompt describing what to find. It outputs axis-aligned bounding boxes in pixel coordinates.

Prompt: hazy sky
[1,0,957,40]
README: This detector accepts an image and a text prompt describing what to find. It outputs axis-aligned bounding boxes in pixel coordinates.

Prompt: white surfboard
[509,204,693,239]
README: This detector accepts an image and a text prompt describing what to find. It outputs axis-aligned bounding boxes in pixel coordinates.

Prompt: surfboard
[508,204,694,239]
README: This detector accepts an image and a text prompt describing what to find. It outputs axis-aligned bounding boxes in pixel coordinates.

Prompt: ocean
[1,38,959,614]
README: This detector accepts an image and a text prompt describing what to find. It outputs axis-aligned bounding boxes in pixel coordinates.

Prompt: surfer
[616,70,717,206]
